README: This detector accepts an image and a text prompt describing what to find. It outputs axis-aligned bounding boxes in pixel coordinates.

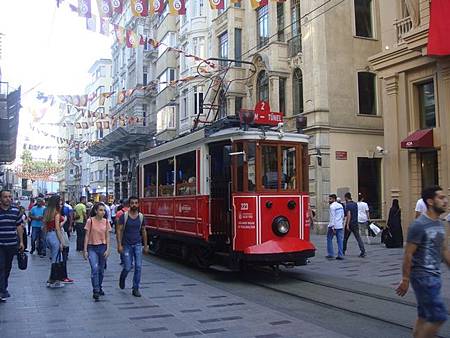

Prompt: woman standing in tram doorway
[84,203,111,301]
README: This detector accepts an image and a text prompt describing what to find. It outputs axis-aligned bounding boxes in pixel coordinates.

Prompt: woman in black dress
[385,199,403,248]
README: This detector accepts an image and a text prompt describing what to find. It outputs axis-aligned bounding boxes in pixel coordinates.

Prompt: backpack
[123,211,144,231]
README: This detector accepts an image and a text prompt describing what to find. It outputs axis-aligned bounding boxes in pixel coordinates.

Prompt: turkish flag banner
[427,0,450,56]
[131,0,149,17]
[96,0,113,17]
[111,0,123,14]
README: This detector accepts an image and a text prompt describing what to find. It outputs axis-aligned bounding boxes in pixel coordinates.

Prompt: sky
[0,0,112,163]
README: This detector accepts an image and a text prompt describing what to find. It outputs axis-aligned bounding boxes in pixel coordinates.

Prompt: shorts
[411,275,448,323]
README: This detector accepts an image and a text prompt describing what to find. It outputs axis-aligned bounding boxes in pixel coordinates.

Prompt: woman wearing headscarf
[385,199,403,248]
[43,195,65,288]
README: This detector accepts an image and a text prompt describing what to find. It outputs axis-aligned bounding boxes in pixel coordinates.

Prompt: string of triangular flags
[29,124,101,146]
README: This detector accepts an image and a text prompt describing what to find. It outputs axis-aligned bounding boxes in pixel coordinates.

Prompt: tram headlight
[272,216,290,236]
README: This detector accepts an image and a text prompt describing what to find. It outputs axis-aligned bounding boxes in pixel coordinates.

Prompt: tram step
[209,264,236,272]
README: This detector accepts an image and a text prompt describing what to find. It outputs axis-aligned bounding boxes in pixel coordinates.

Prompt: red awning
[401,129,434,149]
[427,0,450,56]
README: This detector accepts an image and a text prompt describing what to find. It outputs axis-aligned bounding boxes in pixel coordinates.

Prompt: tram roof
[139,125,309,163]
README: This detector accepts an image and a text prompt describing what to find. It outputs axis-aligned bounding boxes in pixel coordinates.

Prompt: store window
[417,80,436,129]
[158,158,174,197]
[143,163,157,197]
[176,151,197,196]
[421,151,439,189]
[357,158,381,218]
[358,72,377,115]
[354,0,373,38]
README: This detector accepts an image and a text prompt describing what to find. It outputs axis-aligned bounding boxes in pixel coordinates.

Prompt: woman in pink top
[83,203,111,301]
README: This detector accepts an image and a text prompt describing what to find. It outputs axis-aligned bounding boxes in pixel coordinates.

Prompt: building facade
[369,0,450,229]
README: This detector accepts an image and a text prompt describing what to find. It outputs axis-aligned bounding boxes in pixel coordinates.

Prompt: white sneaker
[49,281,65,288]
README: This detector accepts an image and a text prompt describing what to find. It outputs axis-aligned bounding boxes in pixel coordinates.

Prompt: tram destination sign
[254,101,283,126]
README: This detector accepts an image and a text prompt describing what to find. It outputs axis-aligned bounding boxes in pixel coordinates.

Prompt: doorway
[357,158,382,219]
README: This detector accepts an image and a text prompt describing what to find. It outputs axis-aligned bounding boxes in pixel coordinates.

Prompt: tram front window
[143,163,157,197]
[176,151,196,196]
[158,157,174,197]
[247,142,256,192]
[282,146,297,190]
[262,146,278,189]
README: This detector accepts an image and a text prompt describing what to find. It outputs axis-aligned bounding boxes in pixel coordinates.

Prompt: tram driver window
[282,146,297,190]
[158,157,175,197]
[262,146,279,189]
[176,151,197,196]
[247,142,256,192]
[143,163,157,197]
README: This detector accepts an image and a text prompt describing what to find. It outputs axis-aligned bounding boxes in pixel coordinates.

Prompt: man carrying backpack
[116,196,148,297]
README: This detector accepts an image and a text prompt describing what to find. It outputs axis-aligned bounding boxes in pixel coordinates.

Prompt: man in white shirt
[415,198,427,218]
[326,194,345,260]
[357,194,371,243]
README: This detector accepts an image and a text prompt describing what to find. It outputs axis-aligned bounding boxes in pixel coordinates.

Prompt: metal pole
[105,162,109,201]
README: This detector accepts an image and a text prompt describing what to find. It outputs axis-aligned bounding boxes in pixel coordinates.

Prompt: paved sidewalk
[304,234,450,303]
[0,234,349,338]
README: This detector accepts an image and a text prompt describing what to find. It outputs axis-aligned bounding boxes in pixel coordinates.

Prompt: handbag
[61,229,70,248]
[17,251,28,270]
[50,252,65,281]
[369,222,381,235]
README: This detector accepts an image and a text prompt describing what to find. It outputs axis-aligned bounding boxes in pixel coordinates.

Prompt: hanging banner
[250,0,268,10]
[100,18,110,36]
[86,14,97,32]
[131,0,149,17]
[427,0,450,56]
[111,0,123,14]
[96,0,113,17]
[209,0,224,10]
[150,0,165,15]
[78,0,92,17]
[168,0,186,15]
[126,30,140,48]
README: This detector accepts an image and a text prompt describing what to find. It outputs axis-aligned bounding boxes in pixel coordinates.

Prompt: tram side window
[282,146,297,190]
[262,146,279,189]
[236,143,244,192]
[247,142,256,192]
[158,157,174,197]
[143,163,157,197]
[176,151,197,196]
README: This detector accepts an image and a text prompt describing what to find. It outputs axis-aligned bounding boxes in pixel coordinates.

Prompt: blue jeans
[120,243,142,290]
[31,227,45,254]
[327,227,344,257]
[88,244,107,293]
[46,231,61,263]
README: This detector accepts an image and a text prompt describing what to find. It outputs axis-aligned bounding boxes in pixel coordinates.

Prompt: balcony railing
[288,34,302,57]
[394,16,413,43]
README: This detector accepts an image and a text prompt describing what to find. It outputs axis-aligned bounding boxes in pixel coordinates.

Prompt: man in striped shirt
[0,189,25,302]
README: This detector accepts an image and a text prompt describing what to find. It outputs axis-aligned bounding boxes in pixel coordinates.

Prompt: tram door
[209,141,232,241]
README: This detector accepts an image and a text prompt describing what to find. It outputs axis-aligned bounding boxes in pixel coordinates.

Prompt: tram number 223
[240,203,249,210]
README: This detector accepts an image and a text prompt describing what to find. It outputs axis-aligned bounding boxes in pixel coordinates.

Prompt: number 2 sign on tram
[254,101,283,126]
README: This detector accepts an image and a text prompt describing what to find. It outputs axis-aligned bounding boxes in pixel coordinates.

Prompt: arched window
[257,70,269,102]
[293,68,303,115]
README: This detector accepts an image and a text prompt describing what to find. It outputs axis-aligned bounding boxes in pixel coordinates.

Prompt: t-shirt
[74,203,87,223]
[119,212,143,245]
[0,207,22,246]
[85,217,112,245]
[328,202,344,230]
[345,201,359,227]
[357,202,369,223]
[116,207,129,224]
[30,205,45,228]
[415,199,427,214]
[407,214,446,277]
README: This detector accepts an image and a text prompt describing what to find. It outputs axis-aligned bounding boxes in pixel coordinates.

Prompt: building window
[158,32,177,57]
[354,0,373,38]
[421,151,439,189]
[218,89,227,118]
[257,70,269,102]
[181,42,188,72]
[193,37,205,59]
[194,86,204,116]
[235,96,243,115]
[194,0,204,16]
[257,5,269,48]
[279,77,286,115]
[417,80,436,129]
[277,2,285,42]
[218,31,228,65]
[158,68,176,92]
[157,105,176,132]
[291,0,301,37]
[143,68,148,85]
[182,89,188,119]
[357,158,381,219]
[234,28,242,67]
[293,68,303,115]
[99,170,104,181]
[143,104,147,126]
[358,72,376,115]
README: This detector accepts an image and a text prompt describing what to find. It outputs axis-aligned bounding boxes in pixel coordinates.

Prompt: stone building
[369,0,450,229]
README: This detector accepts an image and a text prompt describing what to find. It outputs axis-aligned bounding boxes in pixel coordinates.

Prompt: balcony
[394,16,413,43]
[288,34,302,57]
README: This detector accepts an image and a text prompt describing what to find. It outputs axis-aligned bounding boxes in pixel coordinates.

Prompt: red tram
[139,118,315,269]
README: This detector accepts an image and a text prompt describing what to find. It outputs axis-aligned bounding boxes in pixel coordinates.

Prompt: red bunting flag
[250,0,268,9]
[131,0,148,17]
[168,0,186,15]
[208,0,224,10]
[150,0,164,15]
[100,18,109,36]
[114,25,125,45]
[126,30,140,48]
[78,0,92,17]
[96,0,113,17]
[140,35,146,46]
[117,90,126,103]
[111,0,123,13]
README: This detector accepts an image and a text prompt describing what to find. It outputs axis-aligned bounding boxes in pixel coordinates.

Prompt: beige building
[369,0,450,229]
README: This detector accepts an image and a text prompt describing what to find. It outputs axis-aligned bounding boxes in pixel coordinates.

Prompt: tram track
[244,267,450,338]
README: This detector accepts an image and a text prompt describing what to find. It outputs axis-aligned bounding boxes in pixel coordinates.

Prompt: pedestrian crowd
[0,190,149,303]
